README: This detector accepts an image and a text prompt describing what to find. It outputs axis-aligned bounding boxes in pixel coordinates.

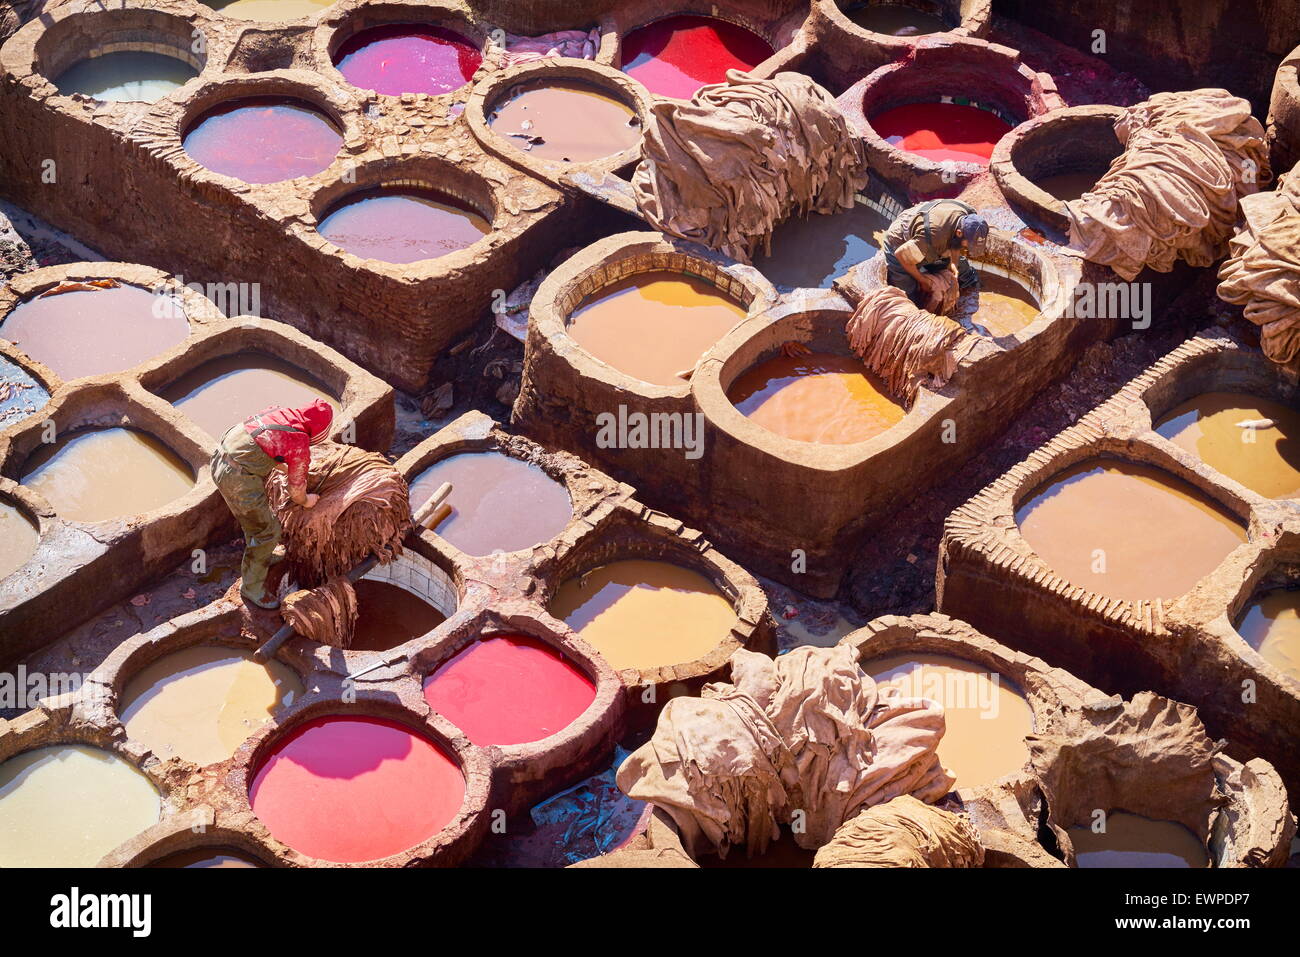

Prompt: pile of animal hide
[631,71,869,262]
[280,578,358,649]
[1065,89,1269,280]
[616,644,954,861]
[812,794,984,868]
[845,285,978,404]
[1217,166,1300,367]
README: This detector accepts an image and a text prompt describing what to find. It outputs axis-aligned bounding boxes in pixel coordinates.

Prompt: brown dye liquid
[1068,811,1210,867]
[754,201,889,291]
[847,3,951,35]
[727,352,905,444]
[954,270,1040,339]
[351,579,446,652]
[407,450,573,556]
[489,80,642,163]
[0,284,189,381]
[697,829,818,868]
[21,427,195,523]
[161,353,338,439]
[548,559,736,671]
[119,645,303,766]
[1034,170,1104,202]
[1154,392,1300,499]
[151,846,262,868]
[566,271,747,387]
[864,652,1034,788]
[0,501,39,580]
[1234,589,1300,683]
[1015,459,1246,602]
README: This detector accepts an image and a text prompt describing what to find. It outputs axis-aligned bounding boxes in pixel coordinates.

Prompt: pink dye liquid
[333,24,482,96]
[423,635,597,746]
[248,715,464,863]
[183,98,342,183]
[317,188,490,264]
[620,14,773,99]
[871,102,1011,164]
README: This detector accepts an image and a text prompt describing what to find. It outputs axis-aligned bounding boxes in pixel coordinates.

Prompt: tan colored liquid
[847,3,951,35]
[955,271,1040,338]
[120,645,304,766]
[566,271,747,387]
[728,352,905,444]
[0,501,39,580]
[1034,170,1103,202]
[1068,811,1210,867]
[21,427,195,523]
[351,579,447,652]
[864,652,1034,788]
[489,81,642,163]
[548,559,736,671]
[1015,459,1246,601]
[1155,392,1300,499]
[161,353,338,440]
[204,0,332,20]
[1234,589,1300,683]
[151,846,262,867]
[0,744,161,867]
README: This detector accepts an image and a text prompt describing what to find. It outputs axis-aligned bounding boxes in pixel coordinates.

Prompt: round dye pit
[350,579,446,652]
[119,645,303,766]
[728,352,905,445]
[422,634,596,746]
[754,202,890,291]
[864,652,1034,788]
[248,715,465,863]
[54,51,198,103]
[0,744,161,867]
[408,450,572,555]
[1033,170,1104,202]
[619,14,774,100]
[488,80,642,163]
[566,270,747,387]
[1234,589,1300,683]
[953,269,1040,338]
[317,188,490,264]
[203,0,333,21]
[549,559,736,671]
[1015,459,1247,602]
[1154,392,1300,499]
[333,24,482,96]
[183,98,342,184]
[0,499,39,580]
[1,284,189,381]
[150,846,263,867]
[160,352,339,440]
[22,427,196,523]
[871,102,1012,165]
[843,2,952,36]
[1067,811,1209,868]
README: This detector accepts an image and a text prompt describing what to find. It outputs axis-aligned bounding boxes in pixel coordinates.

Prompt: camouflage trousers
[211,426,282,603]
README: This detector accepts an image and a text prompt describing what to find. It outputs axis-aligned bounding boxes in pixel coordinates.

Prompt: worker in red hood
[210,399,334,609]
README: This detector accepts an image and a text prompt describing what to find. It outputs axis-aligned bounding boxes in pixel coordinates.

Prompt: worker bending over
[882,199,989,308]
[211,399,333,609]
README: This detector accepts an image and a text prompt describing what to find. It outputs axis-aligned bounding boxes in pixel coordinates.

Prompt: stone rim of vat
[601,1,812,102]
[939,331,1300,801]
[202,0,339,24]
[0,261,395,667]
[313,0,488,98]
[989,104,1126,236]
[19,3,211,110]
[835,35,1065,196]
[464,58,653,188]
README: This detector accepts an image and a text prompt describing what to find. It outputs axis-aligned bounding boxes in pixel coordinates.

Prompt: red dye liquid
[871,102,1011,164]
[248,716,464,863]
[620,14,774,99]
[333,24,482,96]
[183,98,342,184]
[423,635,596,746]
[317,188,490,264]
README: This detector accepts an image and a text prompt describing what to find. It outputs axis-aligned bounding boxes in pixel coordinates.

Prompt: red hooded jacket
[242,400,333,490]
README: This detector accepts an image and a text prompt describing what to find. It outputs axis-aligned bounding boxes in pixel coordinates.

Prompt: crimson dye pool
[620,14,773,100]
[333,24,482,96]
[248,715,464,863]
[423,635,597,746]
[183,98,342,183]
[871,102,1012,164]
[317,188,490,264]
